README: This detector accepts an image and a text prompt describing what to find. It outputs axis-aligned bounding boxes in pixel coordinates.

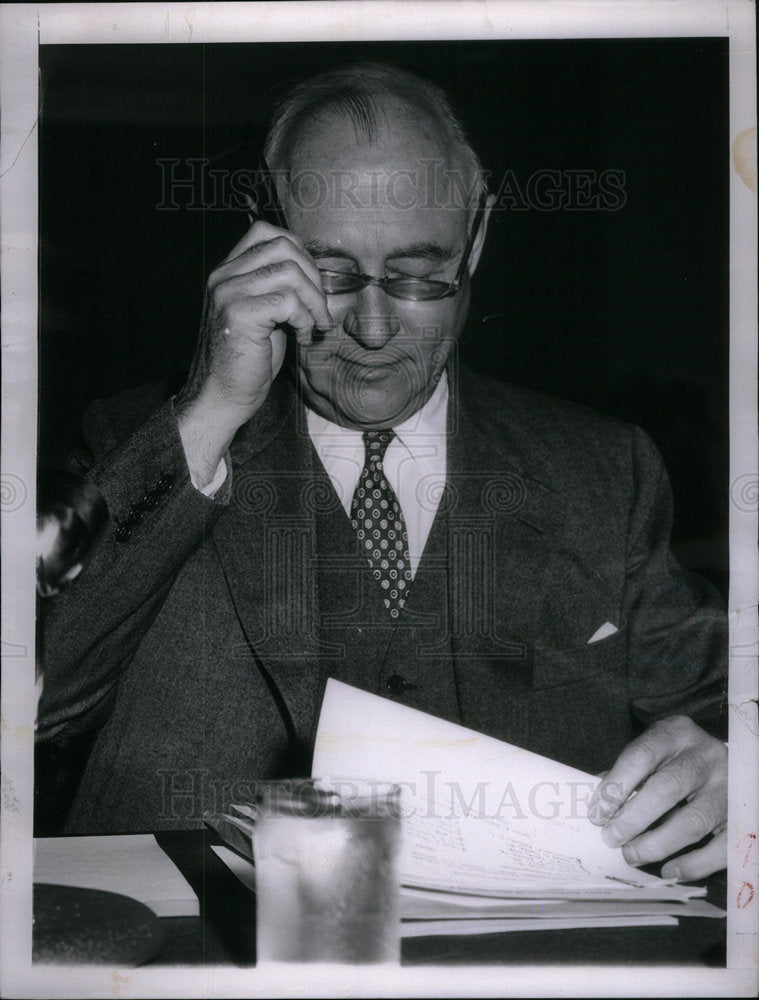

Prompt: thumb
[270,328,287,380]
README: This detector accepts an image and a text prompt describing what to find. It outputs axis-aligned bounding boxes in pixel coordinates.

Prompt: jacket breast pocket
[525,629,632,771]
[532,628,627,690]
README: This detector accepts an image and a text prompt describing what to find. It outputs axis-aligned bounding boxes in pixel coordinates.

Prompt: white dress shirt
[307,373,448,579]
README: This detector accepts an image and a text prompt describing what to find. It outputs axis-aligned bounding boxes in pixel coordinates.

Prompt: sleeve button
[114,522,132,543]
[141,490,159,510]
[155,474,174,495]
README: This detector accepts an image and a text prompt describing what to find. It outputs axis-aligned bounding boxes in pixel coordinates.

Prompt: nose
[342,283,401,350]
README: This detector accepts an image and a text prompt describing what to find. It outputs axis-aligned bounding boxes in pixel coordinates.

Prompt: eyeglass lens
[318,272,453,301]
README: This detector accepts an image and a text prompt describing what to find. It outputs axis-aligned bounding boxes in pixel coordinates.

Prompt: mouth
[339,356,404,381]
[303,342,411,377]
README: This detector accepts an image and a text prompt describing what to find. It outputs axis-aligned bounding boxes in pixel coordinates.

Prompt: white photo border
[1,2,756,997]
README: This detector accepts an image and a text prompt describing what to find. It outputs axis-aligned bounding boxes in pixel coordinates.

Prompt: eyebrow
[387,242,456,263]
[304,241,354,259]
[304,239,456,262]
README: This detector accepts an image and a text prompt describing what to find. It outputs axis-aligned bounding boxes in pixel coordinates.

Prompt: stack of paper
[207,680,725,936]
[312,681,725,933]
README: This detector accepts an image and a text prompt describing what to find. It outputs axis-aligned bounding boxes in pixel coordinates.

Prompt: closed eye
[385,247,455,279]
[305,241,358,271]
[385,264,443,280]
[317,261,359,275]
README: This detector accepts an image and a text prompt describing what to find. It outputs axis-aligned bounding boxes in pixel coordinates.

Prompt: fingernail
[588,795,613,823]
[622,842,640,866]
[661,864,682,882]
[587,804,604,825]
[601,824,623,848]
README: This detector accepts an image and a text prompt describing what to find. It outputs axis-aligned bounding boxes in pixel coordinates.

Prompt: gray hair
[263,61,488,206]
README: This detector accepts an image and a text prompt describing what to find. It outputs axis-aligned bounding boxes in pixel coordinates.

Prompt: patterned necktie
[350,430,413,619]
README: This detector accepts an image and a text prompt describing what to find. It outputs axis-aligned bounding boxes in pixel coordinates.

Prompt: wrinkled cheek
[415,305,468,379]
[413,292,468,349]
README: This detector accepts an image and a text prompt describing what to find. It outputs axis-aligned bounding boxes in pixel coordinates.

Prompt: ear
[467,193,495,277]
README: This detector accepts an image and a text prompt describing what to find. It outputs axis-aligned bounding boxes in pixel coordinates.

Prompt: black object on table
[33,884,165,965]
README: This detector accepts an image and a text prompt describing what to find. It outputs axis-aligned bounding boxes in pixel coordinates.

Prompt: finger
[211,242,333,332]
[660,828,728,882]
[599,749,716,848]
[222,289,328,346]
[617,789,726,864]
[215,261,334,334]
[588,717,697,824]
[214,233,324,295]
[269,327,286,380]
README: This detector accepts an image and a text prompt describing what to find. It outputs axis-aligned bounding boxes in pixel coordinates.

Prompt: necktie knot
[363,430,394,466]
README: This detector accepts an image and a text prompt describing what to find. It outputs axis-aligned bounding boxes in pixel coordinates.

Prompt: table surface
[148,830,726,967]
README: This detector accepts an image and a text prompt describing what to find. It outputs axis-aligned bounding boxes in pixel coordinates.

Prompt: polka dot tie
[350,430,413,619]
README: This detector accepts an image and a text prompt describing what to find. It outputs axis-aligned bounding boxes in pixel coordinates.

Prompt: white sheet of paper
[400,914,679,937]
[33,834,199,918]
[213,845,257,894]
[311,680,704,902]
[399,887,725,920]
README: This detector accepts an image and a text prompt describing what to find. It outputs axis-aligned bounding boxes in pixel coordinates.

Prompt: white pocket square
[587,621,619,644]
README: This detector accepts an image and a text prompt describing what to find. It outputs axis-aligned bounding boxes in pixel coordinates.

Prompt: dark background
[38,39,730,594]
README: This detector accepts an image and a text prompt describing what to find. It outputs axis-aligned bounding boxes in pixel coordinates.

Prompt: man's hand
[588,716,727,880]
[176,220,335,486]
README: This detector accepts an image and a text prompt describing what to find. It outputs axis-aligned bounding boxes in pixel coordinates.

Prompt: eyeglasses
[317,191,489,302]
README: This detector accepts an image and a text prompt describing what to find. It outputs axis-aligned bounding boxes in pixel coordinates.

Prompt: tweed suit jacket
[38,366,727,834]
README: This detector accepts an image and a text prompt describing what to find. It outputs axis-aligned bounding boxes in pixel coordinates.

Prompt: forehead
[280,107,469,252]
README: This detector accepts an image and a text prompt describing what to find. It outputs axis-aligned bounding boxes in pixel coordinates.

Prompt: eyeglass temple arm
[453,191,489,286]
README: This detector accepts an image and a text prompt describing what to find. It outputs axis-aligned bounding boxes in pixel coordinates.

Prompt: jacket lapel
[211,377,325,747]
[444,369,570,739]
[450,368,568,648]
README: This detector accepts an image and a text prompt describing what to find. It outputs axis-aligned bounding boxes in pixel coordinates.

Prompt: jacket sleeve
[623,426,728,737]
[37,396,230,741]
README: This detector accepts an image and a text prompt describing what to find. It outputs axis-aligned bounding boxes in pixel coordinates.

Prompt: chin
[299,367,427,429]
[345,389,418,428]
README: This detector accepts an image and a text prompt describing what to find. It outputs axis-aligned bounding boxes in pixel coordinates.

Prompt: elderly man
[38,62,727,881]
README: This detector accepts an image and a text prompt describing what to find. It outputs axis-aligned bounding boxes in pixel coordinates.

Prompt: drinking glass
[252,777,402,964]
